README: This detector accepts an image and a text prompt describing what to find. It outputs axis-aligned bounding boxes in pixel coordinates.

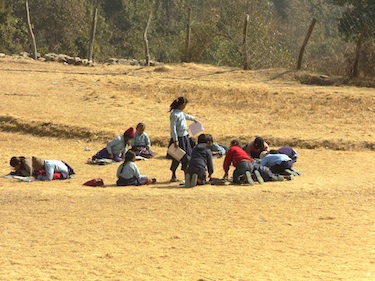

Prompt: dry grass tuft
[0,58,374,151]
[153,65,173,72]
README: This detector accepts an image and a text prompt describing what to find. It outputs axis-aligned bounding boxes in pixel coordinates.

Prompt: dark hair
[169,96,188,112]
[269,149,279,154]
[205,134,213,143]
[9,156,21,167]
[230,139,242,147]
[254,137,264,149]
[124,150,136,162]
[10,156,26,168]
[197,134,207,144]
[136,122,145,129]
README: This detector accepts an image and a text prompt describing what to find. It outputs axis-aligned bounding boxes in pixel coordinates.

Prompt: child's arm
[131,162,141,179]
[170,113,179,146]
[106,136,122,158]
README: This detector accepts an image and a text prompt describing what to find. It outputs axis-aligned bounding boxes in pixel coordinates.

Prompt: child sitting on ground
[116,150,156,186]
[185,133,214,188]
[130,122,155,159]
[91,127,135,162]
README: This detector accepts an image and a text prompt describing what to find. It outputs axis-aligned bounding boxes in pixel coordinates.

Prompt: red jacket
[223,146,252,172]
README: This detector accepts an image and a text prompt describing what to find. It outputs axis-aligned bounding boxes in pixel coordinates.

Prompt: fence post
[243,14,250,70]
[25,0,37,60]
[352,25,368,79]
[297,18,317,70]
[88,1,98,63]
[183,7,192,63]
[144,10,152,66]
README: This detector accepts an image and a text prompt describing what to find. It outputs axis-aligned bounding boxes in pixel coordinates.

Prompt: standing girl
[169,96,197,182]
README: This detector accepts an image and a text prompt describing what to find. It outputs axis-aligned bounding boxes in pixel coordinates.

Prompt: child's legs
[93,148,109,159]
[188,166,206,185]
[112,155,123,162]
[178,136,192,171]
[137,176,150,185]
[270,161,293,174]
[233,161,253,183]
[140,148,155,158]
[117,177,138,186]
[254,164,275,182]
[170,158,180,173]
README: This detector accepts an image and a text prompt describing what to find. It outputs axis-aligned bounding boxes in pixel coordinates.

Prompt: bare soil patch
[0,58,374,280]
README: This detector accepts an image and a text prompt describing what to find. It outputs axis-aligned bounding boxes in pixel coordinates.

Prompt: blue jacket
[188,143,214,175]
[260,154,292,168]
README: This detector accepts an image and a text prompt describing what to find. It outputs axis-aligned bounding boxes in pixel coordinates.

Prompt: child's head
[253,137,265,149]
[230,139,242,147]
[10,156,21,168]
[269,149,279,154]
[197,134,207,144]
[197,134,213,147]
[205,134,213,143]
[123,127,135,141]
[136,122,145,134]
[124,150,136,162]
[169,96,188,111]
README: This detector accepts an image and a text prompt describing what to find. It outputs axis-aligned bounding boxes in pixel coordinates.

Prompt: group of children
[168,96,299,188]
[8,96,299,187]
[91,122,155,162]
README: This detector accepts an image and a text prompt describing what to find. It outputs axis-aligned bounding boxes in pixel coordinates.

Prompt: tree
[332,0,375,41]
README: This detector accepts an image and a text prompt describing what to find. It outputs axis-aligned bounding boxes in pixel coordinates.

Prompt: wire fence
[185,2,374,77]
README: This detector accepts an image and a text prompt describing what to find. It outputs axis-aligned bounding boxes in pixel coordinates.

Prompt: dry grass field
[0,58,374,281]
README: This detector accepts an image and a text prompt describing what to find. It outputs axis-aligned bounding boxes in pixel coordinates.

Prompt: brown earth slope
[0,58,374,281]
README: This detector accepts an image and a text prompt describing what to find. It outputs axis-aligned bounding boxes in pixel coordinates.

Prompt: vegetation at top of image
[0,0,374,76]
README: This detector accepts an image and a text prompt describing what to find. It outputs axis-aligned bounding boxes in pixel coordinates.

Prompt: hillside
[0,58,375,281]
[0,58,374,151]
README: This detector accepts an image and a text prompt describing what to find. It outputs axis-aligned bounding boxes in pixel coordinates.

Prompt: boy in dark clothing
[185,133,214,188]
